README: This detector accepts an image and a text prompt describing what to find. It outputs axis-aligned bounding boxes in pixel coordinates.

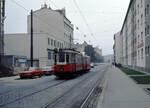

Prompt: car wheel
[31,75,34,79]
[39,74,42,77]
[20,76,24,79]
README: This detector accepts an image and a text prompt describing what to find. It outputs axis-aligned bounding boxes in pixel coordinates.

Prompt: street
[0,64,108,108]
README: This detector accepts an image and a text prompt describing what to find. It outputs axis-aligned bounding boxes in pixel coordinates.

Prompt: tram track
[0,65,108,108]
[0,77,55,96]
[0,80,68,107]
[43,68,106,108]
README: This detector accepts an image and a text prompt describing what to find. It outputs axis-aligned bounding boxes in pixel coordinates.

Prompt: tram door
[54,54,57,65]
[72,53,76,72]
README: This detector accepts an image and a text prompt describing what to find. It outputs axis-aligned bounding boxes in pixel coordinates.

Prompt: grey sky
[5,0,130,55]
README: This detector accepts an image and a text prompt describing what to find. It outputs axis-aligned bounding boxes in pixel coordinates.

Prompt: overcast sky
[5,0,130,55]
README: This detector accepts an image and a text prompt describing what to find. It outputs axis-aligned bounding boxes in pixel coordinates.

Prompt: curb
[96,68,108,108]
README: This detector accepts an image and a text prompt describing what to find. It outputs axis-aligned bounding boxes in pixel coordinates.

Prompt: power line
[47,0,89,42]
[10,0,29,12]
[72,0,98,44]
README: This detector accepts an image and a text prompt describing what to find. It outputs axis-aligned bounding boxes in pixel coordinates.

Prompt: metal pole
[0,0,4,65]
[2,0,5,58]
[0,0,2,64]
[30,10,33,67]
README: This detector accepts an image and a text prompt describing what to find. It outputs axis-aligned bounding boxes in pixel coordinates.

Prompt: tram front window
[59,52,65,62]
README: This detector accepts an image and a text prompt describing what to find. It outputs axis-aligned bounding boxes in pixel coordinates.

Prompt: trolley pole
[30,10,33,67]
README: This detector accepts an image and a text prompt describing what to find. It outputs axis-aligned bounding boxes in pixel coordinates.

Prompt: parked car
[42,66,54,75]
[19,67,43,79]
[90,63,94,68]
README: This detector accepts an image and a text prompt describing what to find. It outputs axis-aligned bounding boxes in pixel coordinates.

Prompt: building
[4,4,74,68]
[113,31,122,64]
[103,54,114,63]
[94,47,102,57]
[114,0,150,72]
[75,41,88,52]
[74,41,103,62]
[27,4,74,49]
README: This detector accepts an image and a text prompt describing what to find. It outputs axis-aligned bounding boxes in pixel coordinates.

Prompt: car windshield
[29,67,36,71]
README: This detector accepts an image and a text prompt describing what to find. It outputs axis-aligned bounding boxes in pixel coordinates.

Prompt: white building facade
[114,31,122,64]
[114,0,150,72]
[4,5,74,68]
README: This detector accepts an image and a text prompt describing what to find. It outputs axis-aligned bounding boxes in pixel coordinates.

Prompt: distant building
[74,41,88,52]
[113,31,122,64]
[94,47,102,56]
[74,41,103,62]
[103,54,114,63]
[4,4,74,68]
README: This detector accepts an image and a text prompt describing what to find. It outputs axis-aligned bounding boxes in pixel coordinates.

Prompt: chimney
[62,8,66,16]
[41,3,47,9]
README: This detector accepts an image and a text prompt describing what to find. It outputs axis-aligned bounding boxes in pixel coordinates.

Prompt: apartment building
[114,31,122,64]
[4,4,74,68]
[114,0,150,72]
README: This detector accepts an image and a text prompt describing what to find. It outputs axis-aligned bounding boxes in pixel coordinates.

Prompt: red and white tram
[53,49,91,77]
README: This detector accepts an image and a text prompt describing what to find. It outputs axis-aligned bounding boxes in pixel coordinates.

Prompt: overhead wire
[47,0,90,43]
[72,0,98,45]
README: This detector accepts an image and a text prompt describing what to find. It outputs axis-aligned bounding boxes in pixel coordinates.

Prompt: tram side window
[71,54,75,63]
[59,52,65,62]
[66,54,69,63]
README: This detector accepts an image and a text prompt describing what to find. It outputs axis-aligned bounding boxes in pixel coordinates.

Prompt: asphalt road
[0,64,108,108]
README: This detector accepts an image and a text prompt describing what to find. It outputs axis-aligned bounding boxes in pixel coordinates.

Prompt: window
[51,39,53,46]
[138,35,140,45]
[147,25,150,35]
[145,27,147,36]
[66,54,69,63]
[147,4,149,15]
[146,46,148,55]
[138,50,140,59]
[145,8,147,16]
[48,38,50,45]
[138,20,139,29]
[59,52,65,62]
[141,48,143,59]
[141,32,143,43]
[48,52,51,60]
[54,40,56,47]
[137,4,139,14]
[141,14,143,25]
[57,41,59,47]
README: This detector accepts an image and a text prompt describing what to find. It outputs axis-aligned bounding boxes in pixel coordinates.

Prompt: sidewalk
[101,67,150,108]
